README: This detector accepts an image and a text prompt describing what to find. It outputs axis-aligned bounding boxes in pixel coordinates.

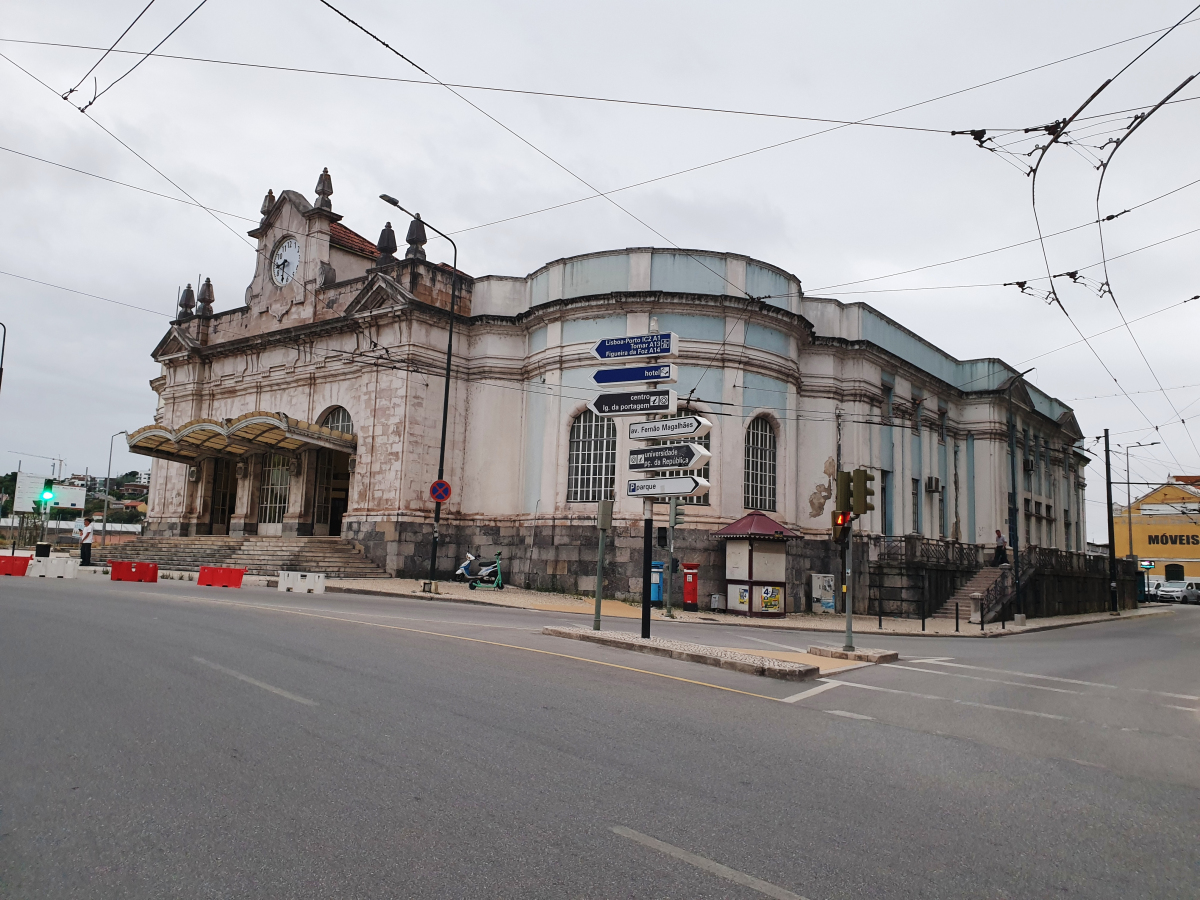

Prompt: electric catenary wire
[60,0,158,101]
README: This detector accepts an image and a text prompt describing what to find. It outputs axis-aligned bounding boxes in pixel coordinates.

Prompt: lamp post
[1006,367,1035,619]
[1124,441,1158,559]
[379,194,458,583]
[0,321,7,397]
[102,431,126,547]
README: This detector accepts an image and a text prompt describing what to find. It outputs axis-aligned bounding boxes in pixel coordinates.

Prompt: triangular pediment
[343,271,415,315]
[152,324,198,359]
[247,190,313,238]
[1056,408,1083,440]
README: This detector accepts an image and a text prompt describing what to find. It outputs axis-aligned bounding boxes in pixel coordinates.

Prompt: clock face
[271,238,300,286]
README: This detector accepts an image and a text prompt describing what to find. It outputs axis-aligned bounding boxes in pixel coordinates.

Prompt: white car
[1157,581,1190,603]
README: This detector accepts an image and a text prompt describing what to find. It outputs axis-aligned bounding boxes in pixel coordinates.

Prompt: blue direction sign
[589,389,677,417]
[591,363,677,387]
[590,332,678,362]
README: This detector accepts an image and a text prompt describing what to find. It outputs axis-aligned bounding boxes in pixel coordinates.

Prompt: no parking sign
[430,480,452,502]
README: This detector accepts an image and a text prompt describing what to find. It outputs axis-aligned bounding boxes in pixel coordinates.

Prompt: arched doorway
[315,407,354,536]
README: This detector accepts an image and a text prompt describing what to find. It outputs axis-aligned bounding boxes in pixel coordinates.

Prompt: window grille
[314,449,333,526]
[322,406,354,435]
[743,417,777,511]
[258,453,291,524]
[567,410,616,502]
[660,408,711,505]
[911,479,920,533]
[938,488,946,538]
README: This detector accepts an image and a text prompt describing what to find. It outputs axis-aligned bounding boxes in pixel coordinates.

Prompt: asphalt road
[2,577,1198,899]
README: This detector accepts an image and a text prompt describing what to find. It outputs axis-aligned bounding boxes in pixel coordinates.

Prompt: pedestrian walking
[993,529,1007,565]
[80,517,94,567]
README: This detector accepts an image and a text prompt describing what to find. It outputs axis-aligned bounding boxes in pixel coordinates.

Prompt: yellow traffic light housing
[835,470,851,512]
[852,469,875,516]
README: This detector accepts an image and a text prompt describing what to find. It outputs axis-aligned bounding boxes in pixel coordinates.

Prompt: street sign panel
[591,363,677,387]
[626,476,710,498]
[13,472,48,513]
[430,480,452,502]
[589,389,677,417]
[591,332,678,361]
[628,444,711,472]
[628,415,712,441]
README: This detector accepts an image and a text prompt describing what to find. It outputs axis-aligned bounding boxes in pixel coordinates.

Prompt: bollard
[921,610,926,632]
[955,602,959,633]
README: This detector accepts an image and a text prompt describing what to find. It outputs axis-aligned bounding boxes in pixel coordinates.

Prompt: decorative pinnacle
[314,167,333,210]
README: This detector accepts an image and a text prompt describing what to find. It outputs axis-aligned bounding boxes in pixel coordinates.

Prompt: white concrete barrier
[277,571,325,593]
[27,558,81,579]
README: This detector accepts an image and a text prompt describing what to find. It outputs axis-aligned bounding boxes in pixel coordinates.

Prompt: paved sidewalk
[325,577,1173,637]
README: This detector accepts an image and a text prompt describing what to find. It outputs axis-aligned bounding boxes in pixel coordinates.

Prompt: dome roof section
[469,248,803,319]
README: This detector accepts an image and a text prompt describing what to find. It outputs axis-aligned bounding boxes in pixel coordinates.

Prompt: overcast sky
[2,1,1198,538]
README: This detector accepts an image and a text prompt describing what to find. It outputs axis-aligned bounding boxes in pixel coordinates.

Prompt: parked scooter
[454,551,504,590]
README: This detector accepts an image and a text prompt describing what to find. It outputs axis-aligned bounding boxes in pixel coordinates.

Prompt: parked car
[1185,582,1200,605]
[1145,579,1164,601]
[1157,581,1188,602]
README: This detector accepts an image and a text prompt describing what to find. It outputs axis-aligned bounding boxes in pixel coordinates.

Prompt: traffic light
[835,470,851,512]
[852,469,875,516]
[40,479,54,503]
[831,509,852,543]
[670,500,685,528]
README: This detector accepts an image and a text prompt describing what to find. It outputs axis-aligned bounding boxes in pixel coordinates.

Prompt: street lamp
[379,194,459,583]
[0,321,7,396]
[1124,441,1159,558]
[1006,367,1035,619]
[103,431,127,547]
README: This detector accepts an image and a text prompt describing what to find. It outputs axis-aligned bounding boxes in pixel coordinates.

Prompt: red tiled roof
[1172,475,1200,484]
[711,511,798,540]
[330,222,378,258]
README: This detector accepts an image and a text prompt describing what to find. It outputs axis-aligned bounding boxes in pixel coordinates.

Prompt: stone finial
[196,277,215,316]
[376,221,398,265]
[405,213,427,260]
[178,283,196,317]
[260,189,275,217]
[314,167,333,210]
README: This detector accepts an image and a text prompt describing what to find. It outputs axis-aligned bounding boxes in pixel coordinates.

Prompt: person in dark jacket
[993,529,1008,565]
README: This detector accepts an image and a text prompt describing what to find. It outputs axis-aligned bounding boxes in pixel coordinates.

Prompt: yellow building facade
[1112,478,1200,581]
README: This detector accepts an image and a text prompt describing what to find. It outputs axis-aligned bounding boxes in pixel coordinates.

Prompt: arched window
[322,407,354,435]
[567,409,616,502]
[744,417,777,511]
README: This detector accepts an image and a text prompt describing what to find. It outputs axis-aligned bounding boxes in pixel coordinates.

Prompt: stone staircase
[931,566,1004,619]
[97,535,389,579]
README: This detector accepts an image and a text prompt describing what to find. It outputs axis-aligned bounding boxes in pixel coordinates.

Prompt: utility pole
[843,514,854,652]
[1104,429,1119,614]
[593,498,612,631]
[1124,441,1158,558]
[1006,368,1033,618]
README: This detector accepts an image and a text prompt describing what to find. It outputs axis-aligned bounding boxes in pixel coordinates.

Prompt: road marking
[823,679,1069,720]
[781,681,841,703]
[883,663,1081,694]
[192,656,317,706]
[611,826,809,900]
[157,597,785,703]
[826,709,874,720]
[1161,704,1199,712]
[918,660,1199,701]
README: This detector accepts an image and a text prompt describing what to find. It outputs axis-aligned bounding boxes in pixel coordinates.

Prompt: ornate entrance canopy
[127,411,356,465]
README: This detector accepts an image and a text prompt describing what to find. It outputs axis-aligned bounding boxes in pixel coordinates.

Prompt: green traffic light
[41,490,53,500]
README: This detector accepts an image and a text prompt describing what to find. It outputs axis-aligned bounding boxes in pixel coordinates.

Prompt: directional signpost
[628,444,711,472]
[591,363,677,387]
[586,330,697,639]
[590,389,677,418]
[628,415,712,441]
[627,476,710,498]
[591,332,677,361]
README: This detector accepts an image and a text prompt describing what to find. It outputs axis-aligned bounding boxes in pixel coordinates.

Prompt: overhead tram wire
[60,0,158,101]
[1093,67,1200,461]
[0,144,257,221]
[0,269,171,317]
[74,0,212,112]
[11,33,1200,135]
[1019,2,1200,472]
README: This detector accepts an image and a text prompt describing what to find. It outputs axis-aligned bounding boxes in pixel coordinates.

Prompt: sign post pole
[664,497,677,619]
[641,499,653,638]
[843,516,855,652]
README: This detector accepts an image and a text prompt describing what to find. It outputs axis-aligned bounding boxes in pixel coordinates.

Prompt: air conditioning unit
[924,476,940,493]
[187,466,199,482]
[1023,459,1036,472]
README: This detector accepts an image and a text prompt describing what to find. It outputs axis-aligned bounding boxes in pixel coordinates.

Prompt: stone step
[100,535,390,578]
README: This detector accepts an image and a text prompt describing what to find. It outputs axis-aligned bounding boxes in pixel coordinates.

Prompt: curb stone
[807,645,899,663]
[542,625,820,682]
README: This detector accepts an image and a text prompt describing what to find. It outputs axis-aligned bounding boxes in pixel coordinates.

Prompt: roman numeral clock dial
[271,238,300,286]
